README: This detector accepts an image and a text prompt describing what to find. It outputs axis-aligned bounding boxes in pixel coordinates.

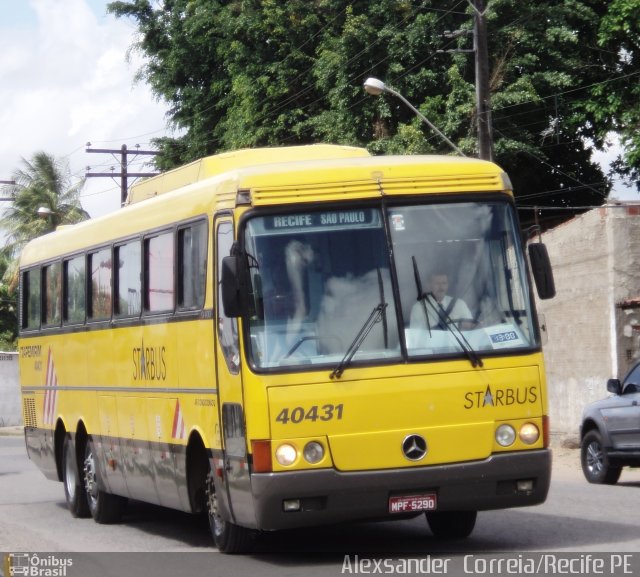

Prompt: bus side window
[88,248,113,320]
[178,221,207,310]
[22,268,41,330]
[114,241,141,317]
[216,220,239,373]
[144,232,175,313]
[63,255,86,324]
[43,262,61,327]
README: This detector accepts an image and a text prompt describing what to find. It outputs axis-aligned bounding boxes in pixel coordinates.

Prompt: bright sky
[0,0,170,218]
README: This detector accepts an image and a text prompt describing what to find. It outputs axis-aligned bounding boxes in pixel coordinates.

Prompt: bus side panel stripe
[43,348,51,425]
[44,348,56,426]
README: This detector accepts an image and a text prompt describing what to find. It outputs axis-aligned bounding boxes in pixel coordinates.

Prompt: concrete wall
[610,207,640,373]
[536,206,640,436]
[0,352,21,426]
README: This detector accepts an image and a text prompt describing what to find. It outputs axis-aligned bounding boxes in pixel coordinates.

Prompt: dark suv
[580,362,640,484]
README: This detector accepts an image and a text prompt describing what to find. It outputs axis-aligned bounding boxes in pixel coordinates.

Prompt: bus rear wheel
[205,469,256,554]
[426,510,477,539]
[83,438,127,524]
[62,435,90,518]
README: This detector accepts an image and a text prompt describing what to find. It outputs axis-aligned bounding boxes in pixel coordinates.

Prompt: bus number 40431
[275,404,344,425]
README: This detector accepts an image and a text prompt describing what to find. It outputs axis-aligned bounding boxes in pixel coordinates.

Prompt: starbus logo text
[463,385,538,409]
[132,339,167,381]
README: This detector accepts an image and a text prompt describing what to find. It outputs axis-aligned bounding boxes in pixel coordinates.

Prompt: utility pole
[471,0,493,161]
[438,1,494,161]
[86,144,160,205]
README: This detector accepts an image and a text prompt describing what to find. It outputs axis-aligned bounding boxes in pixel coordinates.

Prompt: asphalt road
[1,434,639,577]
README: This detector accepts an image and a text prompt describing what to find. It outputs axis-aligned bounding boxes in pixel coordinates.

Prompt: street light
[37,207,54,218]
[37,205,90,221]
[363,77,466,157]
[37,207,58,232]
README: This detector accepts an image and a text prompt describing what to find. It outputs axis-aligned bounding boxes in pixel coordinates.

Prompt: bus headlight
[496,424,516,447]
[519,423,540,445]
[275,443,297,466]
[303,441,324,464]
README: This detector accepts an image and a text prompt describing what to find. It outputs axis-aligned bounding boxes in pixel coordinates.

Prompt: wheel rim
[83,446,99,510]
[585,440,604,476]
[64,444,77,500]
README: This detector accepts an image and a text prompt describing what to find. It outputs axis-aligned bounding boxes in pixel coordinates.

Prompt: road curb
[0,426,23,436]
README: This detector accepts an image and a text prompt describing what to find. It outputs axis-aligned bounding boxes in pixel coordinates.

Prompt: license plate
[389,493,437,514]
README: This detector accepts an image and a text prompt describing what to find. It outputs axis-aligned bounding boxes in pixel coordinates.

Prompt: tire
[83,437,127,523]
[426,510,477,539]
[62,435,90,518]
[205,468,256,554]
[581,430,622,485]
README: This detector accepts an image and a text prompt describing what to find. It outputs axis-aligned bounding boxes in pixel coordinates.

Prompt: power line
[517,181,610,201]
[493,70,640,115]
[492,124,609,199]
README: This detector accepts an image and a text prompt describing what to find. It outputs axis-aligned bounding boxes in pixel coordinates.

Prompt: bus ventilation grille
[23,398,37,428]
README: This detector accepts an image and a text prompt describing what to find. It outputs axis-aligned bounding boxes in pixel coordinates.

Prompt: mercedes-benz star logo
[402,434,427,461]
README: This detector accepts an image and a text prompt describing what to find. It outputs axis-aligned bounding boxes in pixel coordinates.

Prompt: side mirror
[528,243,555,299]
[221,255,242,317]
[607,378,622,395]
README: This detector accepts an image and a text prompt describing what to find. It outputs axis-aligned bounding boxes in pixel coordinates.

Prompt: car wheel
[581,430,622,485]
[426,511,477,539]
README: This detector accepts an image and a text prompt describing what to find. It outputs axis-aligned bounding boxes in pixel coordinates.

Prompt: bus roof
[126,144,371,204]
[19,148,511,267]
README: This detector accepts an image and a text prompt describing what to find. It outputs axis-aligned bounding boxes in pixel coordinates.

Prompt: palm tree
[0,251,17,350]
[1,151,89,253]
[1,151,90,290]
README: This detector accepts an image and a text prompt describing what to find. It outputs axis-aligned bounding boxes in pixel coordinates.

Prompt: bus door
[213,217,254,527]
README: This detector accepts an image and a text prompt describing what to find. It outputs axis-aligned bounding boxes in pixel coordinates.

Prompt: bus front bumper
[249,449,551,531]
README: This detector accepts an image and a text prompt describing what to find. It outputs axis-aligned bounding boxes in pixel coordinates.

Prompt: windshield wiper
[377,267,389,348]
[330,302,388,380]
[421,292,483,368]
[412,256,432,337]
[411,255,482,368]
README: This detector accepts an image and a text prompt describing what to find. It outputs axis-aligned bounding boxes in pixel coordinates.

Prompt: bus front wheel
[205,470,256,554]
[426,510,477,539]
[62,435,90,518]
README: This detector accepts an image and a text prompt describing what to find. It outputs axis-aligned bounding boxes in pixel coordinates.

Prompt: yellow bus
[18,144,555,553]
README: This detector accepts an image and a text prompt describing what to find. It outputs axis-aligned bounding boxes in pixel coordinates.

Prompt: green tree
[108,0,639,216]
[592,0,640,187]
[0,252,17,351]
[1,152,89,263]
[0,152,89,318]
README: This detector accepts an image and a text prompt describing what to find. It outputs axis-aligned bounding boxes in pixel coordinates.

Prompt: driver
[410,271,475,331]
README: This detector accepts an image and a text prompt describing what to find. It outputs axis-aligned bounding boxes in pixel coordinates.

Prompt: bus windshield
[243,201,537,370]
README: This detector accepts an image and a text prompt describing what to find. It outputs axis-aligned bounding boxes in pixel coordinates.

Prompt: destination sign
[264,209,378,231]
